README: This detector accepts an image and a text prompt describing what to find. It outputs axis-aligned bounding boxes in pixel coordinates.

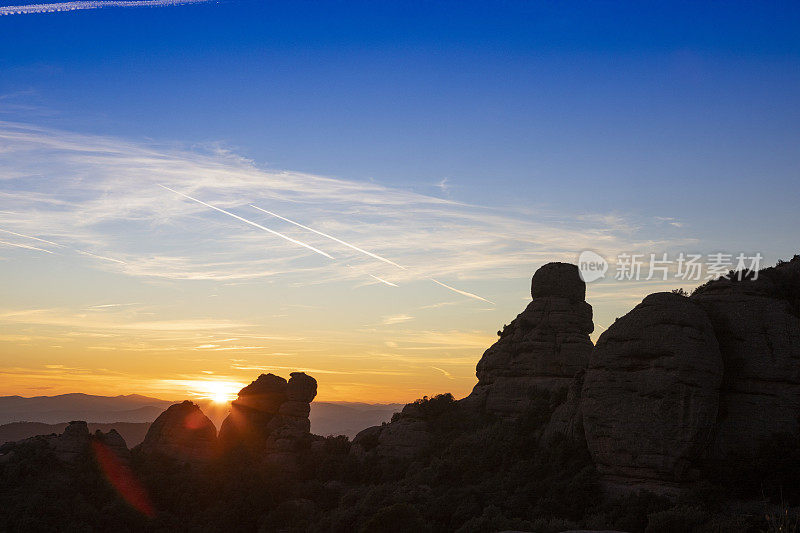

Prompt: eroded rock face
[93,429,131,462]
[286,372,317,403]
[1,421,131,465]
[139,401,217,464]
[52,420,91,462]
[352,403,430,458]
[530,261,586,301]
[219,374,288,448]
[542,369,585,445]
[582,292,723,485]
[464,262,594,417]
[691,256,800,461]
[219,372,317,468]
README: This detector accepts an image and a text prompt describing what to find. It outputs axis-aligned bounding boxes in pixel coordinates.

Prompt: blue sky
[4,1,799,212]
[0,1,798,400]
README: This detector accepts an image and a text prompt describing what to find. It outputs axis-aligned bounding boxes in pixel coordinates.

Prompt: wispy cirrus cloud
[0,0,212,17]
[0,121,696,303]
[381,314,414,325]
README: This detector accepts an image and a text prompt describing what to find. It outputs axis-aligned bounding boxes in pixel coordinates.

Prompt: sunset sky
[1,1,799,402]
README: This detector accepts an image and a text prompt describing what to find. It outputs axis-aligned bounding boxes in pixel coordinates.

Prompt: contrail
[159,185,335,260]
[250,204,405,269]
[250,203,494,304]
[0,227,128,265]
[431,366,454,379]
[367,273,398,287]
[0,239,55,254]
[76,249,127,264]
[428,278,494,305]
[0,0,211,16]
[343,263,398,287]
[0,227,64,248]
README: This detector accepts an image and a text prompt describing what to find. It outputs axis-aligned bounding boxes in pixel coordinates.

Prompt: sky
[0,1,798,403]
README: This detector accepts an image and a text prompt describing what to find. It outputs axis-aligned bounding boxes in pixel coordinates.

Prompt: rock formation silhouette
[581,292,723,491]
[692,256,800,462]
[352,401,431,458]
[359,256,800,495]
[356,262,596,458]
[138,400,217,464]
[463,262,594,417]
[581,255,800,492]
[219,372,317,469]
[0,420,131,464]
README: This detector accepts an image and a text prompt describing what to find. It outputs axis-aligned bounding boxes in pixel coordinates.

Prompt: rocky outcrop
[352,403,430,458]
[541,369,586,444]
[93,428,131,462]
[463,262,594,417]
[139,401,217,464]
[219,374,288,449]
[582,293,723,487]
[691,255,800,462]
[352,263,595,459]
[219,372,317,468]
[578,256,800,493]
[52,420,92,462]
[0,420,131,465]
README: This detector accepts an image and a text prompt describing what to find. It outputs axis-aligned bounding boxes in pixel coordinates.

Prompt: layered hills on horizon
[0,392,403,444]
[0,393,173,425]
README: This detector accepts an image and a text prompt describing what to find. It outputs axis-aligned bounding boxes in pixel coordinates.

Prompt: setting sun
[186,380,243,404]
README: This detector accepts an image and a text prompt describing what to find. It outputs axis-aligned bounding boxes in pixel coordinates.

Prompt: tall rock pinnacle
[463,262,594,417]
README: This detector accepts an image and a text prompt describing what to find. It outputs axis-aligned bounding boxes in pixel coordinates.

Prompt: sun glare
[192,380,242,404]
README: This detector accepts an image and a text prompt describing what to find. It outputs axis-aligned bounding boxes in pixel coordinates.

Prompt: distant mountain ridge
[310,402,402,438]
[0,393,174,425]
[0,393,403,439]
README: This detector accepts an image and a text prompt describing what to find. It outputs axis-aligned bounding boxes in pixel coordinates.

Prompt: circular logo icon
[578,250,608,283]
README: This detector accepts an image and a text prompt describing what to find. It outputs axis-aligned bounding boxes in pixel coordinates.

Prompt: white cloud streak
[428,278,494,305]
[159,184,336,260]
[367,273,398,287]
[0,238,55,254]
[76,249,127,264]
[0,121,697,295]
[0,0,212,16]
[250,204,404,268]
[0,227,64,248]
[249,204,496,302]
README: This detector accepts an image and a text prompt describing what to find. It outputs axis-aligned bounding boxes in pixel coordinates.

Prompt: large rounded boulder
[139,401,217,464]
[691,256,800,461]
[582,292,723,486]
[531,261,586,301]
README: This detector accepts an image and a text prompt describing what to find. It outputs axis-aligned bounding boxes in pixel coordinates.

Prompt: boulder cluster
[137,372,318,469]
[357,255,800,495]
[0,420,130,465]
[582,255,800,492]
[352,402,430,458]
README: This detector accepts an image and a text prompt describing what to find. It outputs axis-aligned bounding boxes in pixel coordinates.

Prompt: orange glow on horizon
[184,380,243,404]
